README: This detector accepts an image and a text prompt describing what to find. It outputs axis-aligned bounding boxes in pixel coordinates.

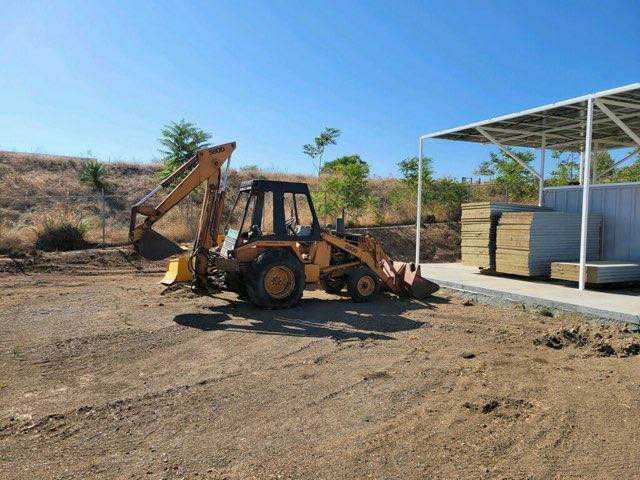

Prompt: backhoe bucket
[161,254,192,285]
[135,229,184,261]
[383,260,439,299]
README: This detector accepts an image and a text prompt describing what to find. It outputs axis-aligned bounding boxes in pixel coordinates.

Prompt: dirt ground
[1,270,640,480]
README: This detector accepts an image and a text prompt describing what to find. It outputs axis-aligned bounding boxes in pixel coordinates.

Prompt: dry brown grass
[0,224,34,257]
[154,203,201,244]
[0,151,482,257]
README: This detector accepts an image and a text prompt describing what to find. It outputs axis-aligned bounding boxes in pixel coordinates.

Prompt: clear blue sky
[1,0,638,178]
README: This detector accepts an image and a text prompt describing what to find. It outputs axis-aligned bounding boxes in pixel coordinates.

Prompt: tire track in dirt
[4,272,640,479]
[0,371,244,436]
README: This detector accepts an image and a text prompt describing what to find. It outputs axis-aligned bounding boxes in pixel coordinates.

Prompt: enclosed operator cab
[221,179,322,257]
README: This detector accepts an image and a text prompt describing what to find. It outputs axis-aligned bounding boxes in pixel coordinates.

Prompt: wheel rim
[356,275,376,296]
[264,265,296,299]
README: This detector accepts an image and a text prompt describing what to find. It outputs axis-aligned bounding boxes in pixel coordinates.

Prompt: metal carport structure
[416,83,640,290]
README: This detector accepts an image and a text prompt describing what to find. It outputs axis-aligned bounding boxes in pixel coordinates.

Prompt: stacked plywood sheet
[495,212,602,277]
[551,261,640,284]
[461,202,551,270]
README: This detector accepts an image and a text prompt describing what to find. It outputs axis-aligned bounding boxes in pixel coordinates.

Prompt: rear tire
[246,250,305,309]
[346,266,380,302]
[320,275,346,294]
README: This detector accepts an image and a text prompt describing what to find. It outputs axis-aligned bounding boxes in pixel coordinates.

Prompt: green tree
[321,154,368,174]
[317,158,370,222]
[159,120,211,177]
[395,156,435,207]
[476,149,537,201]
[388,156,434,222]
[398,156,434,191]
[303,127,341,175]
[79,160,106,191]
[548,160,579,186]
[548,151,580,186]
[394,156,469,222]
[592,150,615,181]
[614,155,640,182]
[429,178,471,221]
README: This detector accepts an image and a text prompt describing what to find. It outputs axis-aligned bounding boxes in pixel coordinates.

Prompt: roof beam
[424,84,640,141]
[600,98,640,110]
[501,109,640,144]
[476,127,542,180]
[547,135,626,150]
[482,126,571,141]
[530,112,581,122]
[594,99,640,147]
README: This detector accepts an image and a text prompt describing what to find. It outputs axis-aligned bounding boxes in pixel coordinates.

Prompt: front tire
[246,250,305,309]
[346,266,380,302]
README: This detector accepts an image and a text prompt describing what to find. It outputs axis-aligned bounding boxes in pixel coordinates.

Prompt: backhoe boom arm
[129,142,236,288]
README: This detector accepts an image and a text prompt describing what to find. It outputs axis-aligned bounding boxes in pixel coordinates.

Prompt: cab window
[284,192,313,237]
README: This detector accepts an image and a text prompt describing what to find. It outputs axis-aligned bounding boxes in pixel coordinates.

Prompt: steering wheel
[285,217,297,236]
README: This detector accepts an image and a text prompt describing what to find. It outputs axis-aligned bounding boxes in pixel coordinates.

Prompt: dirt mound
[534,323,640,357]
[349,223,460,263]
[0,246,164,274]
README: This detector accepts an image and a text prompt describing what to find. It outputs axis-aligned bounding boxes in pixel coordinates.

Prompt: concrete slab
[420,262,640,324]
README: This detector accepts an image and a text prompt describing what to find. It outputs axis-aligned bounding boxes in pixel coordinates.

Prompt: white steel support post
[415,136,424,265]
[591,142,598,182]
[579,97,595,291]
[538,136,546,206]
[579,148,584,184]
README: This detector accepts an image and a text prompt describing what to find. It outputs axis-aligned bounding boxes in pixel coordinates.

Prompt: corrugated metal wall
[543,182,640,261]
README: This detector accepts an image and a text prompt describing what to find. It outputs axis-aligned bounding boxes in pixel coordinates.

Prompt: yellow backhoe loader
[129,143,438,308]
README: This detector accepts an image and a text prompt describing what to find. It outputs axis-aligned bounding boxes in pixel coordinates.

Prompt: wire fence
[1,192,462,262]
[0,191,202,246]
[346,222,460,231]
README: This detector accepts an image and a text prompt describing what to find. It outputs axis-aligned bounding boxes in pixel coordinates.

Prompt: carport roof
[423,83,640,151]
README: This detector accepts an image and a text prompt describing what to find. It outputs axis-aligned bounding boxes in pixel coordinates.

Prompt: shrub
[80,160,106,191]
[34,215,89,251]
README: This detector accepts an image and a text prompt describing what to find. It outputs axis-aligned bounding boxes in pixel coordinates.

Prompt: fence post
[101,188,106,245]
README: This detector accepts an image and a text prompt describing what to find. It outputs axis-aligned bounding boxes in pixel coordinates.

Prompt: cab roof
[238,179,312,194]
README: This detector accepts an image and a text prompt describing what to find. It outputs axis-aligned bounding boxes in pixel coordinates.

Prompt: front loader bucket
[135,229,184,261]
[383,260,439,299]
[161,254,192,285]
[401,262,439,299]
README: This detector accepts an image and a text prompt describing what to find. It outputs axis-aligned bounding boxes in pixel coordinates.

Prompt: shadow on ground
[174,293,448,342]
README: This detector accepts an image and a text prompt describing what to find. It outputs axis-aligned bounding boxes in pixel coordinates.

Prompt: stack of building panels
[495,212,602,277]
[551,261,640,284]
[461,202,551,270]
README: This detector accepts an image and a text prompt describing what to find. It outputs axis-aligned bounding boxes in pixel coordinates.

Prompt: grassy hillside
[0,151,430,257]
[0,152,159,254]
